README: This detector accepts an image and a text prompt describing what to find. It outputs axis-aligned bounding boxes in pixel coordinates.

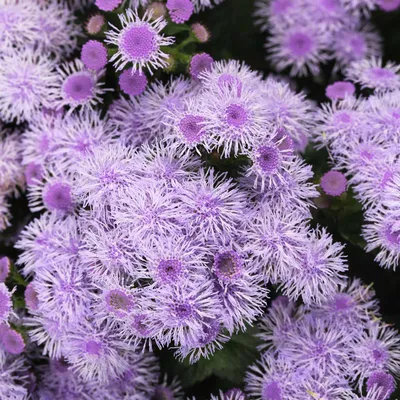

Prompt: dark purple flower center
[132,314,151,336]
[43,182,73,212]
[225,104,248,127]
[214,251,242,281]
[368,67,396,81]
[121,25,156,59]
[288,32,313,57]
[63,73,94,102]
[158,259,183,283]
[85,340,102,355]
[179,115,205,143]
[256,145,280,173]
[174,302,192,320]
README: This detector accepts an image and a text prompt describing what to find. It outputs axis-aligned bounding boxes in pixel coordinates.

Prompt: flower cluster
[246,283,399,399]
[254,0,399,76]
[315,58,400,269]
[14,55,354,388]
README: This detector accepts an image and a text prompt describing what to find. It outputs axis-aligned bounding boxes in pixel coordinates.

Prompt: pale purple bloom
[86,14,106,35]
[377,0,400,10]
[0,50,58,123]
[81,40,108,71]
[345,58,400,91]
[55,59,108,113]
[24,282,39,311]
[178,169,247,244]
[267,23,329,77]
[326,81,356,100]
[281,227,348,304]
[105,9,174,74]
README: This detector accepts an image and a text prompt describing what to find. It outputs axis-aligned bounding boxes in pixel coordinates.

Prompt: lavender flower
[320,170,347,196]
[119,69,148,96]
[167,0,194,23]
[105,9,175,74]
[81,40,108,71]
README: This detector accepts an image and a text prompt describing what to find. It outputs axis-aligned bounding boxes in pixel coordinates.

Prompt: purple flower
[0,50,58,123]
[105,9,174,74]
[190,53,214,80]
[333,25,382,67]
[192,23,210,43]
[178,169,247,244]
[167,0,194,24]
[81,40,108,71]
[56,59,108,113]
[119,69,148,96]
[345,58,400,92]
[281,227,348,304]
[326,81,356,100]
[320,170,347,196]
[0,325,25,355]
[267,24,329,76]
[349,321,400,387]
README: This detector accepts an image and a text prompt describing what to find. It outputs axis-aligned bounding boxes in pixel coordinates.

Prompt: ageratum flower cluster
[246,281,400,400]
[15,49,356,392]
[254,0,399,76]
[315,58,400,269]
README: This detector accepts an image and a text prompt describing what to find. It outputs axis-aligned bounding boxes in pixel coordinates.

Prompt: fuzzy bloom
[326,81,356,100]
[0,257,10,283]
[105,9,175,74]
[192,23,210,42]
[0,50,58,123]
[345,58,400,92]
[267,23,329,77]
[177,169,247,244]
[281,227,348,304]
[190,53,215,80]
[349,322,400,386]
[95,0,123,11]
[86,14,106,35]
[166,0,194,23]
[320,170,347,196]
[119,69,148,96]
[333,24,382,68]
[81,40,108,71]
[55,59,107,114]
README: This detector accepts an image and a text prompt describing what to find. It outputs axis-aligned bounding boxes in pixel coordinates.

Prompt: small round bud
[0,257,10,283]
[86,14,106,35]
[147,2,167,19]
[192,23,210,43]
